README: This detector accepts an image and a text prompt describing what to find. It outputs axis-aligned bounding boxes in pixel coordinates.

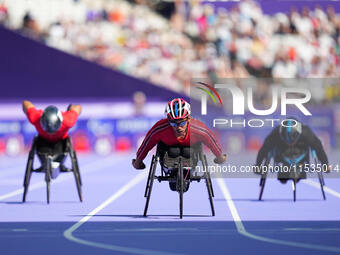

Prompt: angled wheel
[258,156,271,201]
[144,156,158,217]
[314,156,326,200]
[203,155,215,216]
[259,175,266,201]
[203,154,214,197]
[71,150,83,202]
[72,162,83,202]
[144,155,155,197]
[23,137,38,203]
[318,172,326,200]
[178,157,184,219]
[67,138,83,202]
[68,138,82,186]
[45,156,52,204]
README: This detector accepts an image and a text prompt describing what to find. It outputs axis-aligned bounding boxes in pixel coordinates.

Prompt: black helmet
[40,106,63,134]
[279,118,302,145]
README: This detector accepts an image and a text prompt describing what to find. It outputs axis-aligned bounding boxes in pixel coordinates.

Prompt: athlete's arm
[63,104,81,128]
[22,100,34,114]
[22,100,41,124]
[132,158,146,170]
[68,104,82,115]
[132,120,165,169]
[214,154,227,164]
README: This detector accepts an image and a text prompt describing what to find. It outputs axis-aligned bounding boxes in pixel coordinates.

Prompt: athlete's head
[279,118,302,145]
[165,98,191,139]
[40,106,63,134]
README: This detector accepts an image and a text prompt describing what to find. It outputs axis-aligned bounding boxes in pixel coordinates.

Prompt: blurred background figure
[22,101,81,178]
[133,91,146,116]
[255,118,329,183]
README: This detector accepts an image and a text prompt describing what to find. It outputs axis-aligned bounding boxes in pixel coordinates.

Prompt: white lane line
[217,178,340,253]
[0,156,121,201]
[303,179,340,199]
[64,171,184,255]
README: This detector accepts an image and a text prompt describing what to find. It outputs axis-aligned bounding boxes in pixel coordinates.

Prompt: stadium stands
[1,0,339,97]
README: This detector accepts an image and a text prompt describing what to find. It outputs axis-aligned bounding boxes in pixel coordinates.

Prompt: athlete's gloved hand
[214,154,227,164]
[132,159,146,170]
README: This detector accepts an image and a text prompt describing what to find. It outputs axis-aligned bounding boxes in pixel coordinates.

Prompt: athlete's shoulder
[26,107,43,123]
[190,118,209,129]
[153,118,169,127]
[27,106,41,115]
[148,118,170,133]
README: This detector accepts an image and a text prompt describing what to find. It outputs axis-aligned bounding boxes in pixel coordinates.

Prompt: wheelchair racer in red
[132,98,227,172]
[23,100,81,179]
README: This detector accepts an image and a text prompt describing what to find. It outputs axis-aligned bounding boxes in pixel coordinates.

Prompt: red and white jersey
[136,118,223,161]
[26,107,78,143]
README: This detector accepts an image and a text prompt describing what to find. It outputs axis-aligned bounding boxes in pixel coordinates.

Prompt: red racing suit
[27,107,78,143]
[136,118,223,161]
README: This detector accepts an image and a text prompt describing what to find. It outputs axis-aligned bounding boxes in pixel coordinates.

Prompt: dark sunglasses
[169,120,187,128]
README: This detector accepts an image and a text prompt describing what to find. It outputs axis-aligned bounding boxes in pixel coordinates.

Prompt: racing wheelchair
[258,149,326,202]
[143,142,215,219]
[22,136,83,203]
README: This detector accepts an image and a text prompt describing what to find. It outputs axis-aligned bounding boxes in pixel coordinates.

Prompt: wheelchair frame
[22,136,83,204]
[258,149,326,201]
[143,143,215,219]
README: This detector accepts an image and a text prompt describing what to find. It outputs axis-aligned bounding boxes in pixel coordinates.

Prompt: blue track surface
[0,152,340,255]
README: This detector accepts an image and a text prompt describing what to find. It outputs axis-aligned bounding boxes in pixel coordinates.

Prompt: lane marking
[0,156,122,201]
[64,172,184,255]
[217,178,340,253]
[303,179,340,199]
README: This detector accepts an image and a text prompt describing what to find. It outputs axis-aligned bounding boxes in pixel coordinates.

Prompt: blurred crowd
[1,0,340,102]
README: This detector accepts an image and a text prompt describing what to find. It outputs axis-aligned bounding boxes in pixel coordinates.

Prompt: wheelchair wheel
[144,155,155,197]
[23,138,37,203]
[203,155,214,197]
[72,152,83,202]
[23,152,35,202]
[178,157,184,219]
[73,167,83,202]
[68,138,82,186]
[67,138,83,202]
[73,152,82,186]
[258,156,270,201]
[45,156,52,204]
[203,155,215,216]
[144,156,158,217]
[259,175,267,201]
[313,151,326,200]
[318,172,326,200]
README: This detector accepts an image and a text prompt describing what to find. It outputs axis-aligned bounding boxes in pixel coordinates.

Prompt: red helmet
[165,98,191,121]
